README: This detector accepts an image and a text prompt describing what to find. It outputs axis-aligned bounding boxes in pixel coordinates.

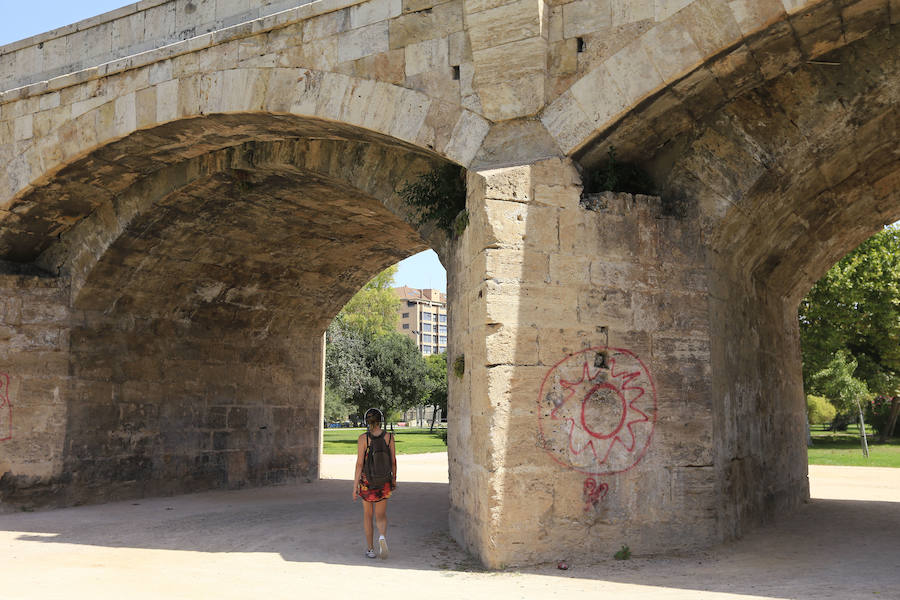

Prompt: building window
[422,323,432,332]
[423,346,432,355]
[439,336,447,345]
[408,301,416,307]
[402,312,409,318]
[423,311,432,320]
[439,325,447,334]
[423,334,432,343]
[402,324,409,329]
[439,314,447,323]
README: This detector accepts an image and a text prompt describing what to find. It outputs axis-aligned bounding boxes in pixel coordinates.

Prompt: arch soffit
[542,0,894,158]
[32,135,445,304]
[668,28,900,304]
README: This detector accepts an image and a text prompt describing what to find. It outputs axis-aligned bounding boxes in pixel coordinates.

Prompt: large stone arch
[12,117,450,298]
[0,112,467,506]
[562,19,899,542]
[544,0,894,160]
[0,66,489,208]
[652,25,899,536]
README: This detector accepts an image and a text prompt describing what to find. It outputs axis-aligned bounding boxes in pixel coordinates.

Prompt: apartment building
[394,286,448,355]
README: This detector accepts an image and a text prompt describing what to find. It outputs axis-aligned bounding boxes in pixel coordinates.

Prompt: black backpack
[363,431,393,487]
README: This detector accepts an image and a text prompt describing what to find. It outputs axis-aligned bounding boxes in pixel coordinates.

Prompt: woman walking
[353,408,397,559]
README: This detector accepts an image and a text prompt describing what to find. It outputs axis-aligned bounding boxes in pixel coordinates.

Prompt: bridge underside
[0,0,898,570]
[0,132,439,506]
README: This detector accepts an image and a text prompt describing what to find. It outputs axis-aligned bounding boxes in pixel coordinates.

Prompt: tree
[799,224,900,430]
[808,351,871,425]
[325,266,402,422]
[324,384,353,423]
[349,332,430,420]
[325,318,369,402]
[337,266,401,337]
[806,394,837,425]
[423,352,448,431]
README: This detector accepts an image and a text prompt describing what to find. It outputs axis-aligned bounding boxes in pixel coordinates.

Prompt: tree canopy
[799,224,900,414]
[324,265,444,424]
[337,265,401,337]
[349,332,430,418]
[423,352,448,430]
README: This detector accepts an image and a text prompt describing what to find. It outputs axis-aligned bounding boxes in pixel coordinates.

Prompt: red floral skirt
[359,473,394,502]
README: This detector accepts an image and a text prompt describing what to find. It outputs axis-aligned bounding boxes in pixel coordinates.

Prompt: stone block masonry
[0,272,71,503]
[1,0,898,570]
[448,159,720,567]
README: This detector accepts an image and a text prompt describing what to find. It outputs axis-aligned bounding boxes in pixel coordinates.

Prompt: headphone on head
[364,408,383,424]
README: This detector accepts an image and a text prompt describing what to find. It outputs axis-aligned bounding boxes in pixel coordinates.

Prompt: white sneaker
[365,548,376,558]
[378,535,389,559]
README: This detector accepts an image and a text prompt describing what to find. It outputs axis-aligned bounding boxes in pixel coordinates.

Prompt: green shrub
[614,545,631,560]
[807,394,837,425]
[399,164,467,237]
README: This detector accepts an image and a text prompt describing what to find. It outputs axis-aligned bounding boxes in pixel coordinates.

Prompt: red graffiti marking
[538,347,657,508]
[0,372,10,442]
[583,477,608,511]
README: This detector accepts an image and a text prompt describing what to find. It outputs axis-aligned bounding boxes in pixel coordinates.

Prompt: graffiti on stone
[0,372,10,441]
[538,347,656,511]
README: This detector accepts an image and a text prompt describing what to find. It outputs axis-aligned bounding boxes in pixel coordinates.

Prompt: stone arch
[659,26,899,303]
[1,66,489,207]
[22,124,451,304]
[0,110,467,505]
[544,0,894,162]
[640,24,897,537]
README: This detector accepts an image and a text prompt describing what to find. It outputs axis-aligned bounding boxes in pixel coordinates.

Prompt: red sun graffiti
[537,347,656,478]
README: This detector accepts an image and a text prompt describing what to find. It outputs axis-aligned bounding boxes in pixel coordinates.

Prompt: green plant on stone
[452,209,469,238]
[399,164,467,237]
[614,544,631,560]
[453,354,465,378]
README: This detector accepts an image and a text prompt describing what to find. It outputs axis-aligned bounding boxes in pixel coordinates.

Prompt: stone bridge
[0,0,897,567]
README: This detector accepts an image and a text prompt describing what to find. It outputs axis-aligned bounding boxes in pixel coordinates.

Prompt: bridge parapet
[0,0,370,95]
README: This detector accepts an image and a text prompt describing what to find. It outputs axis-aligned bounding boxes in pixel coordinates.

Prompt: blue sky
[2,1,447,292]
[0,2,133,46]
[395,250,446,292]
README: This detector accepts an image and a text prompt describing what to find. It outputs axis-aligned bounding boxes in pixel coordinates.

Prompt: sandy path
[0,456,897,600]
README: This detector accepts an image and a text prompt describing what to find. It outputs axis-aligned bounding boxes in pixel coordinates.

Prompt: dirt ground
[1,454,898,600]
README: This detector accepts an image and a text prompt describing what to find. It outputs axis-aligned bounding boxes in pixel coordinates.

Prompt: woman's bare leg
[374,499,388,538]
[363,500,374,549]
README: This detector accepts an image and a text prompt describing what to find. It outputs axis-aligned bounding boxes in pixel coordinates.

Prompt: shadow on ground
[1,471,899,598]
[3,479,479,572]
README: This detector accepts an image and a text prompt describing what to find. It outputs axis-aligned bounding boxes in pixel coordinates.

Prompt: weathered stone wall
[0,272,71,509]
[61,316,324,505]
[0,0,354,91]
[449,159,717,567]
[708,266,809,537]
[0,132,438,508]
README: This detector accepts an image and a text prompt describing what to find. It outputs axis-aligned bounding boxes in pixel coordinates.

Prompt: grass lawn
[323,427,447,455]
[808,424,900,467]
